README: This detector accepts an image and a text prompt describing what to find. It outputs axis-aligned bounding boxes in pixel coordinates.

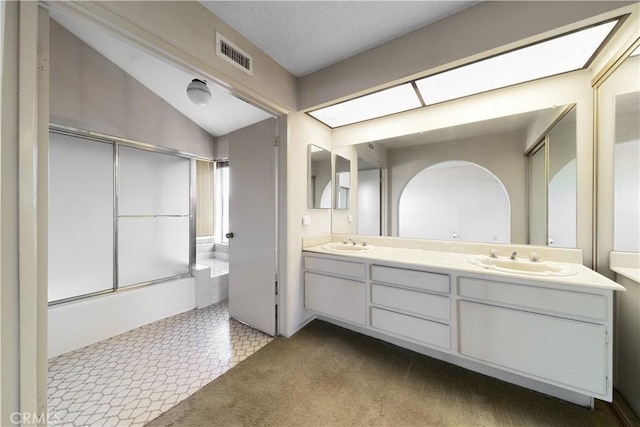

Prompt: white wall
[48,278,195,358]
[283,112,333,336]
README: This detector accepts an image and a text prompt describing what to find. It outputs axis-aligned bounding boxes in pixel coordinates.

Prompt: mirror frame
[594,35,640,275]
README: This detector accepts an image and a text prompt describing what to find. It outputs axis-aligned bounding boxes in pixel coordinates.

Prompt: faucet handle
[510,251,518,260]
[362,241,368,247]
[489,249,498,258]
[529,252,541,262]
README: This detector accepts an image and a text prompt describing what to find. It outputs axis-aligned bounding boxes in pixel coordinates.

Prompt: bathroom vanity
[302,237,625,407]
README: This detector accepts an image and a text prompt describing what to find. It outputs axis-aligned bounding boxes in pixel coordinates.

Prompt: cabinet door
[459,301,607,396]
[305,272,365,325]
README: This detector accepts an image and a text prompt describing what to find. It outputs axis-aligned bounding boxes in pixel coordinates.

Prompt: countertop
[304,244,626,292]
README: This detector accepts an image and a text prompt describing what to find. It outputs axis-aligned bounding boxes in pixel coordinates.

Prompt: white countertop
[610,251,640,284]
[304,244,626,292]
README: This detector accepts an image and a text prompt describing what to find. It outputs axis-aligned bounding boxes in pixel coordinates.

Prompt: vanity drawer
[304,256,365,280]
[371,307,450,349]
[371,284,450,321]
[371,265,449,294]
[305,272,365,325]
[458,277,606,321]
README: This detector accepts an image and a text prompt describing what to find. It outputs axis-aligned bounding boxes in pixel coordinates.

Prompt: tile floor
[47,300,274,427]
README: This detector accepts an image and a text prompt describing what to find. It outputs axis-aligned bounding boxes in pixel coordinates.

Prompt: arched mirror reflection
[399,161,510,243]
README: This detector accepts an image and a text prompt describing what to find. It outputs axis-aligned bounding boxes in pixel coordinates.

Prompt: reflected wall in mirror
[357,156,382,236]
[614,89,639,252]
[597,47,640,258]
[335,104,577,247]
[527,107,577,248]
[307,144,332,209]
[334,154,351,210]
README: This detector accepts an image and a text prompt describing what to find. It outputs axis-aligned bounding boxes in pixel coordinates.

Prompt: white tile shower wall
[196,242,215,261]
[48,277,196,358]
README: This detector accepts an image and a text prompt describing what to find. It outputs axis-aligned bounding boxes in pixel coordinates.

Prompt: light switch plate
[302,215,311,226]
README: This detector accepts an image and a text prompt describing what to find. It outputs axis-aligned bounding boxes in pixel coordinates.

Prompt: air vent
[216,32,253,76]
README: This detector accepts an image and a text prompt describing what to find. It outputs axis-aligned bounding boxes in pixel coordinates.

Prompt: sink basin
[321,242,375,253]
[468,255,576,277]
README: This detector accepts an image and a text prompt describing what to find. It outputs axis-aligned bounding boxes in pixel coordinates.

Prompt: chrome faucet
[510,251,518,260]
[529,252,541,263]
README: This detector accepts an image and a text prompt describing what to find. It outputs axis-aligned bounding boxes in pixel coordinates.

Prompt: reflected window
[398,161,510,243]
[215,161,230,243]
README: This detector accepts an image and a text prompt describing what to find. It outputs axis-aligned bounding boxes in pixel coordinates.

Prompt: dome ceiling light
[187,78,212,106]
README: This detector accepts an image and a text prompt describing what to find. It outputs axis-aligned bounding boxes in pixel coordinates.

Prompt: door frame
[9,3,291,421]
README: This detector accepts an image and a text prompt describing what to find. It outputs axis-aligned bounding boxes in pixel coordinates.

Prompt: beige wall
[284,112,332,335]
[298,1,632,110]
[387,131,527,243]
[50,19,216,158]
[64,1,296,114]
[0,2,20,423]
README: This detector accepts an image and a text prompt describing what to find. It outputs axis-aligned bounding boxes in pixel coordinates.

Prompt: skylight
[308,83,422,128]
[415,20,618,105]
[307,18,620,129]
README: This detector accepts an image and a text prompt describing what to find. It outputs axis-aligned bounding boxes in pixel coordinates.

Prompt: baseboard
[609,392,640,427]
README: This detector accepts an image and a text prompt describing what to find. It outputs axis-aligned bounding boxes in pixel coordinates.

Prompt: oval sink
[321,242,375,253]
[468,255,576,277]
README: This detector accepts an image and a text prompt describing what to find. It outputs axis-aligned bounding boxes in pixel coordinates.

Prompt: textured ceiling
[201,1,480,77]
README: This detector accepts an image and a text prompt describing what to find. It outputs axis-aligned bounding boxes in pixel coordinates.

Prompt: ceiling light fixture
[187,78,212,106]
[307,17,621,129]
[308,83,422,128]
[415,20,619,106]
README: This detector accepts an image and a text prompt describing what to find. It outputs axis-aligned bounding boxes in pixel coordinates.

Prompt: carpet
[146,320,618,426]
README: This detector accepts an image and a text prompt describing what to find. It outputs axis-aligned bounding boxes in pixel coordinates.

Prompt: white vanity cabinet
[457,276,611,398]
[302,249,618,406]
[369,265,451,349]
[303,255,366,325]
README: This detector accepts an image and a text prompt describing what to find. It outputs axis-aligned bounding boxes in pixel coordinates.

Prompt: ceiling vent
[216,32,253,76]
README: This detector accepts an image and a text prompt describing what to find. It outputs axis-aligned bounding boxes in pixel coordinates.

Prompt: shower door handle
[225,232,234,239]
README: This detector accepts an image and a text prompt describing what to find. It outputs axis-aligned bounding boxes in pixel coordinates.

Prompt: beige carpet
[147,320,618,426]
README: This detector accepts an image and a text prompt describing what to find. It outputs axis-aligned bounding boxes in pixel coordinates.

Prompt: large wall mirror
[332,104,578,248]
[307,144,332,209]
[527,107,577,248]
[596,42,640,269]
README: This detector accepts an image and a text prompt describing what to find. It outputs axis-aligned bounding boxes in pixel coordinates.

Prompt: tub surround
[302,235,625,407]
